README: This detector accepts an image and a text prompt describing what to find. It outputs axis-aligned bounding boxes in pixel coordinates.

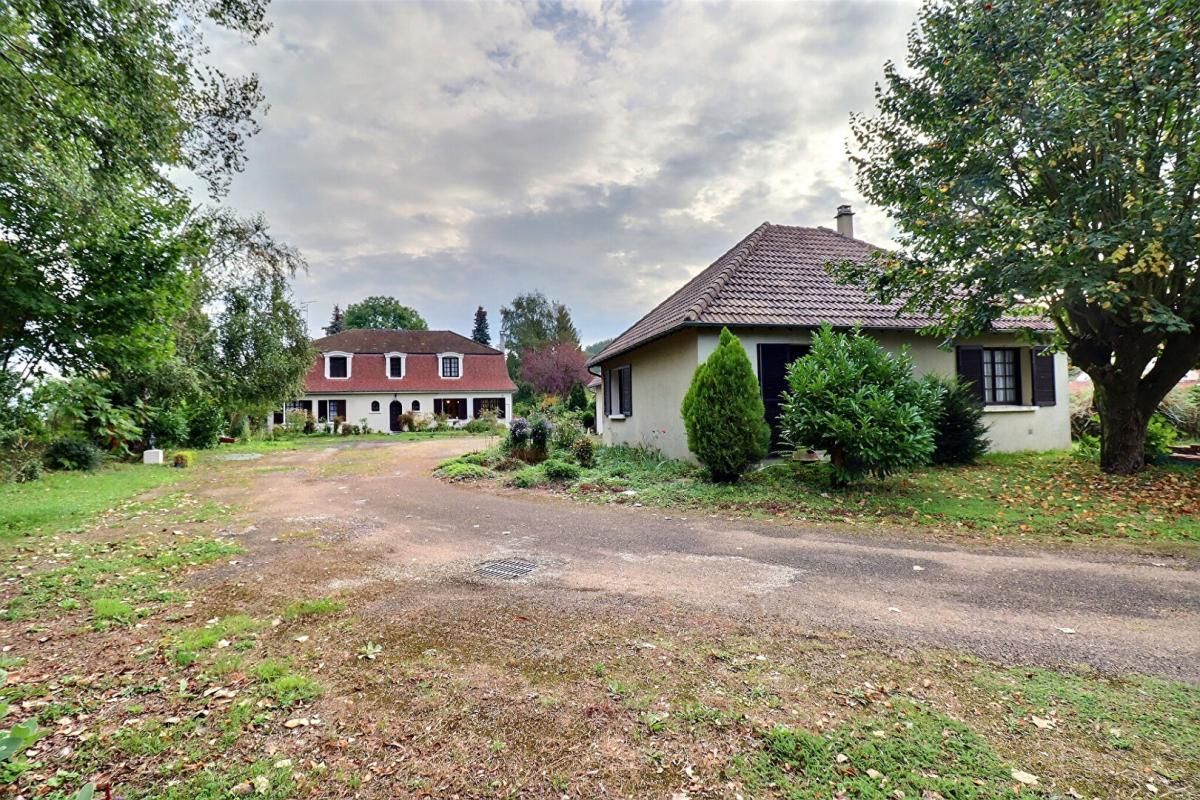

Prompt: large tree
[0,0,269,382]
[844,0,1200,473]
[324,305,345,336]
[520,341,589,396]
[499,292,579,381]
[343,296,428,331]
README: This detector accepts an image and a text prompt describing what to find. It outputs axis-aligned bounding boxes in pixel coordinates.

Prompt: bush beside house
[681,328,771,482]
[780,326,939,486]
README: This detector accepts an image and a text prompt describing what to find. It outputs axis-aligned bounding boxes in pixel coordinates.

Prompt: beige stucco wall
[596,329,700,457]
[599,325,1069,461]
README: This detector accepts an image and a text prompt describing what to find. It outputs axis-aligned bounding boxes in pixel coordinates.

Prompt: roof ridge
[683,221,772,323]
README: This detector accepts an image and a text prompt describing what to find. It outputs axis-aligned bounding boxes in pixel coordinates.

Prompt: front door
[389,400,404,432]
[758,343,809,452]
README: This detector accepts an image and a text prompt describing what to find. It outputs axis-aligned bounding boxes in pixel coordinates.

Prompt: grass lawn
[440,445,1200,545]
[0,462,186,540]
[0,443,1195,797]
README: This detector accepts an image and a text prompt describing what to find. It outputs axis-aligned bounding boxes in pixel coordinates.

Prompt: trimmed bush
[44,438,103,472]
[507,417,531,449]
[924,375,989,465]
[681,327,771,482]
[571,437,596,468]
[173,451,194,468]
[542,459,581,482]
[529,415,554,451]
[1145,413,1177,462]
[780,326,938,486]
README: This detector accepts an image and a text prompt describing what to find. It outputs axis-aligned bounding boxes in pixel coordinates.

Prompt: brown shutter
[619,366,633,416]
[472,399,481,418]
[1031,348,1056,406]
[956,346,985,403]
[603,369,611,416]
[457,400,468,420]
[434,398,443,416]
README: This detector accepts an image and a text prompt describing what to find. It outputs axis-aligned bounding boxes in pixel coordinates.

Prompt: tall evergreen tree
[471,306,491,346]
[324,305,344,336]
[681,328,771,482]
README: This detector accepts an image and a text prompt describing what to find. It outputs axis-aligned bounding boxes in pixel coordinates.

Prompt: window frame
[370,400,381,413]
[605,365,632,418]
[438,352,463,379]
[324,352,353,380]
[385,352,406,380]
[981,347,1021,405]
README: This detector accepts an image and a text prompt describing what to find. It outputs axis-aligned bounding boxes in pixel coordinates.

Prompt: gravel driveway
[213,437,1200,682]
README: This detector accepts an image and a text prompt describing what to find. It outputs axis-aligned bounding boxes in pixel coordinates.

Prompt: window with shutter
[956,346,985,403]
[603,369,612,416]
[617,365,633,416]
[1031,348,1056,406]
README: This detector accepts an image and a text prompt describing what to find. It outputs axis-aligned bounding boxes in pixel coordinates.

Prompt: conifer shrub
[780,326,938,486]
[681,327,771,482]
[924,375,990,465]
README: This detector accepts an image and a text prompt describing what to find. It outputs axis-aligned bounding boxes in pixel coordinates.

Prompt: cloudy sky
[211,0,919,346]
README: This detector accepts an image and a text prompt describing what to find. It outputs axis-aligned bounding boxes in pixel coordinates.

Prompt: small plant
[434,461,496,481]
[542,459,581,482]
[529,415,554,451]
[173,451,194,468]
[552,418,582,451]
[508,465,547,488]
[44,438,103,471]
[508,417,531,449]
[91,597,134,627]
[283,597,344,619]
[357,641,383,660]
[681,327,771,482]
[1144,413,1177,462]
[640,712,669,734]
[0,670,41,760]
[570,437,595,468]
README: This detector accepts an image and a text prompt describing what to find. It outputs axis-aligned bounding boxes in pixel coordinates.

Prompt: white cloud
[211,0,918,343]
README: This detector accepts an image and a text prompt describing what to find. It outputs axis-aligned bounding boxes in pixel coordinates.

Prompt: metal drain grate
[476,557,537,580]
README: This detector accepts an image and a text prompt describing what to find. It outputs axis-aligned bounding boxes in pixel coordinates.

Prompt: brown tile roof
[313,329,501,356]
[588,223,1051,366]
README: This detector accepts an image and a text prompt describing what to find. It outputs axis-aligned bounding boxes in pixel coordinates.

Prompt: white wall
[600,326,1070,461]
[288,392,512,432]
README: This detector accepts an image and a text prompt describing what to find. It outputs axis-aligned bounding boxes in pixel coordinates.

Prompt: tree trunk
[1092,375,1149,474]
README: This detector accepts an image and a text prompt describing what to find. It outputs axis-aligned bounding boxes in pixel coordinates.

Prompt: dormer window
[439,353,463,379]
[324,352,353,379]
[385,352,406,379]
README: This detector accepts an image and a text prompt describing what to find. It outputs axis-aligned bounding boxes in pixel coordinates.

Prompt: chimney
[835,204,854,238]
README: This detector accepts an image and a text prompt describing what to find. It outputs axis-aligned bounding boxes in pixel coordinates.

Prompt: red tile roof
[313,329,501,355]
[589,223,1052,365]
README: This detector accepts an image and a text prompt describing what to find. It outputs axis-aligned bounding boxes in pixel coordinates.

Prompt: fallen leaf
[1030,715,1055,730]
[1011,769,1039,785]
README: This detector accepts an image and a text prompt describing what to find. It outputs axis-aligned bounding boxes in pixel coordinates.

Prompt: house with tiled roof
[276,329,516,432]
[587,206,1070,461]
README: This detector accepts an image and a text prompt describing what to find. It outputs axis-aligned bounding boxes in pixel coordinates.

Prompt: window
[473,397,506,419]
[327,356,348,378]
[411,400,421,412]
[386,353,405,379]
[604,365,632,417]
[982,348,1019,404]
[370,401,381,412]
[441,356,460,378]
[434,398,467,419]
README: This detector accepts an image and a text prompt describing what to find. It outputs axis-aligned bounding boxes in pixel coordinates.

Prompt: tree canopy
[343,297,428,331]
[472,306,491,346]
[0,0,270,380]
[843,0,1200,473]
[520,341,589,396]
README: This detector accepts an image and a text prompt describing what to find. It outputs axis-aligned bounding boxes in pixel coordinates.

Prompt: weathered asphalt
[230,438,1200,683]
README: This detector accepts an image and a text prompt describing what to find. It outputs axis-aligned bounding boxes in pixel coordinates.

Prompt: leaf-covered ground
[0,450,1196,799]
[449,447,1200,547]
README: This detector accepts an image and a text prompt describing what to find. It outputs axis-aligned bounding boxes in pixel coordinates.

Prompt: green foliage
[283,598,344,619]
[434,462,496,482]
[251,661,322,706]
[343,296,427,330]
[1159,387,1200,439]
[169,615,263,667]
[37,377,146,453]
[324,304,344,336]
[146,405,190,448]
[542,459,581,482]
[508,465,547,488]
[567,381,589,412]
[0,670,41,762]
[780,326,938,486]
[924,375,990,465]
[0,0,269,380]
[529,415,553,452]
[1144,414,1177,462]
[551,418,582,451]
[843,0,1200,473]
[737,701,1017,798]
[44,439,103,472]
[571,437,596,468]
[499,292,579,380]
[185,400,226,449]
[471,305,491,346]
[681,328,771,482]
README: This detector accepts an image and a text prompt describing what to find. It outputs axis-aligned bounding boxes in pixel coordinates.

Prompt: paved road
[228,438,1200,682]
